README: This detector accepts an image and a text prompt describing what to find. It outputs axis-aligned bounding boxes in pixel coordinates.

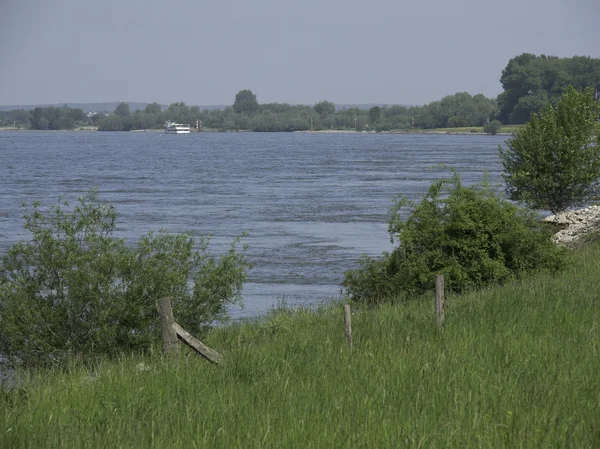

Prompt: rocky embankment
[543,205,600,246]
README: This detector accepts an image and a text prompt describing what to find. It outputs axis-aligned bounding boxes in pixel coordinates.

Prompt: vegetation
[0,92,497,133]
[233,89,259,115]
[0,106,89,130]
[0,191,250,369]
[483,119,503,135]
[342,170,564,303]
[2,53,599,132]
[500,86,600,214]
[2,239,600,448]
[497,54,600,124]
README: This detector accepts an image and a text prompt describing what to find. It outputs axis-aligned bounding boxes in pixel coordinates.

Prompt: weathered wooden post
[344,304,353,347]
[435,274,445,328]
[156,297,179,357]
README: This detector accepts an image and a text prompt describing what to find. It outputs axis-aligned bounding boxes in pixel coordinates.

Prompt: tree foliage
[114,102,131,117]
[2,90,499,133]
[499,86,600,214]
[0,191,251,368]
[314,101,336,117]
[369,106,382,124]
[497,54,600,124]
[233,89,259,115]
[28,106,87,130]
[342,170,564,303]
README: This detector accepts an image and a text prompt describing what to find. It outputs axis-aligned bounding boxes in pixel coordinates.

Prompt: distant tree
[98,115,126,131]
[314,101,336,117]
[56,115,74,130]
[369,106,382,124]
[114,102,131,117]
[11,109,31,127]
[447,116,466,128]
[233,90,259,115]
[38,117,50,130]
[499,86,600,213]
[144,102,162,115]
[90,113,104,125]
[497,53,600,124]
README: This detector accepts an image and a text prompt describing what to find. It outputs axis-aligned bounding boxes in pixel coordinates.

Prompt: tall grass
[2,244,600,448]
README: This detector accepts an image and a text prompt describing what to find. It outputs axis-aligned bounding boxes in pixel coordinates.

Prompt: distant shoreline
[0,127,513,136]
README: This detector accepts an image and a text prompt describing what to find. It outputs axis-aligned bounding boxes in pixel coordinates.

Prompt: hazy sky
[1,0,598,107]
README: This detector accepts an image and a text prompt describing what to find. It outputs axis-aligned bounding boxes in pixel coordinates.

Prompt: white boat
[164,121,191,134]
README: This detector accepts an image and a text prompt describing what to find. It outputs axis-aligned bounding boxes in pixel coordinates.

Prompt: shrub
[342,170,565,303]
[0,191,250,368]
[483,120,502,135]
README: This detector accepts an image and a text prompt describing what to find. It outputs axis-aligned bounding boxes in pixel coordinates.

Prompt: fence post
[344,304,353,347]
[156,297,179,357]
[435,274,445,328]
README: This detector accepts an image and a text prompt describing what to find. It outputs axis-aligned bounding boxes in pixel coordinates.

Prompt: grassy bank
[2,242,600,448]
[412,125,521,135]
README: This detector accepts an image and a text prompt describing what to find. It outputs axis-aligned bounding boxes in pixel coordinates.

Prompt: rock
[545,206,600,246]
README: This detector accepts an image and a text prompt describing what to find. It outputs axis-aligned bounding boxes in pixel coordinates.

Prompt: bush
[342,170,565,303]
[0,191,250,368]
[483,120,502,135]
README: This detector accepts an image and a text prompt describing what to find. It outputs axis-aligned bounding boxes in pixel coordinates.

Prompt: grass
[416,125,521,135]
[2,242,600,448]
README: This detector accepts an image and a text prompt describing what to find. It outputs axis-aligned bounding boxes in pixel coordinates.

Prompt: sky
[1,0,598,107]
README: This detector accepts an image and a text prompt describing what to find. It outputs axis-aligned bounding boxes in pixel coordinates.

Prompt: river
[0,131,506,318]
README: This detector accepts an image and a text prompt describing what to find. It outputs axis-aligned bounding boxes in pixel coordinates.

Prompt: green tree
[144,102,162,115]
[499,86,600,213]
[497,54,600,124]
[114,102,131,117]
[11,109,31,127]
[233,89,259,115]
[0,191,250,368]
[369,106,382,124]
[38,117,50,130]
[314,101,336,117]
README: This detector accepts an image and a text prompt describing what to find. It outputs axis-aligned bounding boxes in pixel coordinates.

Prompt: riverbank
[0,125,520,135]
[2,236,599,448]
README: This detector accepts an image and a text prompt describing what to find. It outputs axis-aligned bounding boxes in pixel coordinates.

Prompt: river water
[0,131,506,318]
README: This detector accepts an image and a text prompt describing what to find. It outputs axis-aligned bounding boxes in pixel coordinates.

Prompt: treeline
[0,106,88,130]
[94,91,497,132]
[97,102,201,131]
[0,91,498,133]
[2,53,598,131]
[497,54,600,124]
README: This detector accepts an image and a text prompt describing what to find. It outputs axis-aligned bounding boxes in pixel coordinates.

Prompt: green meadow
[2,239,600,448]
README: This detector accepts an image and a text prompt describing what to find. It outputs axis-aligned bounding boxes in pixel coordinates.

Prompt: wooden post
[172,322,222,364]
[344,304,352,347]
[435,274,445,328]
[156,297,179,357]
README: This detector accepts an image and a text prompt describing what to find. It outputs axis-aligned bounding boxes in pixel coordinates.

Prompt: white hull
[164,121,191,134]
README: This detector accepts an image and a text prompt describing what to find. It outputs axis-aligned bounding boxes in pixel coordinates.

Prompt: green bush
[0,191,250,368]
[483,120,502,135]
[342,170,565,303]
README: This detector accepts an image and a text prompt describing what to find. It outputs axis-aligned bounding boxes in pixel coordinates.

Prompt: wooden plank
[172,322,222,364]
[435,274,445,328]
[156,297,179,357]
[344,304,353,347]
